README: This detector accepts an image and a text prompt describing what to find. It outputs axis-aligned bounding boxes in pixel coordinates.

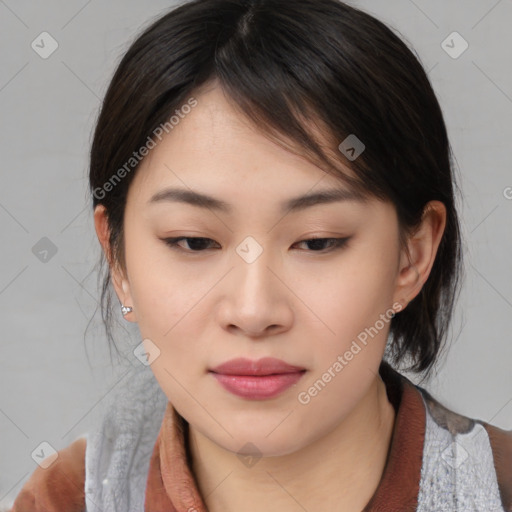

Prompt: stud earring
[121,304,133,316]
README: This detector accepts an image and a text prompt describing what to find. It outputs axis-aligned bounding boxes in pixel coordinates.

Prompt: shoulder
[9,436,87,512]
[417,385,512,512]
[482,422,512,512]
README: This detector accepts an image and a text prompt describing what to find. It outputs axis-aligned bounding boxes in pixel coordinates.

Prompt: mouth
[209,356,306,376]
[209,357,307,400]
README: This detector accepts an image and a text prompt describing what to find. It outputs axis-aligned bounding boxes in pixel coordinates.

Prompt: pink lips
[209,357,306,400]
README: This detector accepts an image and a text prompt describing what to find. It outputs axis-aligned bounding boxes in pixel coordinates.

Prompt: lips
[209,357,306,400]
[209,357,306,376]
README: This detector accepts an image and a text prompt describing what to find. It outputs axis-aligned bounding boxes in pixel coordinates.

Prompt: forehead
[127,84,367,210]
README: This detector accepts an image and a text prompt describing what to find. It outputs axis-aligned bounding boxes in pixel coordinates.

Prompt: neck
[188,374,396,512]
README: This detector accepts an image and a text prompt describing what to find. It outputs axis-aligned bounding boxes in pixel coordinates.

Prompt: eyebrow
[148,185,367,214]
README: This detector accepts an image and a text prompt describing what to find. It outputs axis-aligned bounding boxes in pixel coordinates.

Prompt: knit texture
[417,390,505,511]
[84,363,168,512]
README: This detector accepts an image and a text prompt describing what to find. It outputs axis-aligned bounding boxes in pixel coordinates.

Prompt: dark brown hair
[88,0,464,382]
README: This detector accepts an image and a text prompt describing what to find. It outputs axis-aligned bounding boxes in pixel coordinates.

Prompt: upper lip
[209,357,306,376]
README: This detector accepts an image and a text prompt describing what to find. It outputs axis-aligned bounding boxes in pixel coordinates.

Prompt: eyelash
[162,236,350,254]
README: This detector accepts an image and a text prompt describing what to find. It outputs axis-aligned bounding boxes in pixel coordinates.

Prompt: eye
[162,237,219,252]
[292,237,350,252]
[162,236,350,254]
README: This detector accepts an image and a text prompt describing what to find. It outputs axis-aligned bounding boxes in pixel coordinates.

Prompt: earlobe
[394,200,447,308]
[113,272,137,322]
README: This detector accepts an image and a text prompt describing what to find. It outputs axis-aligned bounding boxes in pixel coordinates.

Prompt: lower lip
[210,371,306,400]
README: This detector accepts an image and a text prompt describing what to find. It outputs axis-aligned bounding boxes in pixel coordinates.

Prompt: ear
[393,200,447,310]
[94,204,137,322]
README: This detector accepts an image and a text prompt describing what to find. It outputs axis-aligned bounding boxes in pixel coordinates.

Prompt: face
[100,83,417,457]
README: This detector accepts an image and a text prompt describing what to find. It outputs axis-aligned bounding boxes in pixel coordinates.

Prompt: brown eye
[293,237,350,252]
[163,237,219,252]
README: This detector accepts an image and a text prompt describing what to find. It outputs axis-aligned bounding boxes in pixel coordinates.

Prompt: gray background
[1,0,511,508]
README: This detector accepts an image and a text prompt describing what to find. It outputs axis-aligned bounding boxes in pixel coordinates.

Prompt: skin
[94,83,446,512]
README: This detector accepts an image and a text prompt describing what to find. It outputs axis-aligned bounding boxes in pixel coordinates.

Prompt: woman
[10,0,512,511]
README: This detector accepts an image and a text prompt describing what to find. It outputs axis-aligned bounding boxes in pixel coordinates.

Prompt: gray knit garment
[84,363,168,512]
[416,391,506,511]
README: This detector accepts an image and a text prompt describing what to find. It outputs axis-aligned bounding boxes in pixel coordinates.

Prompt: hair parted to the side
[87,0,464,382]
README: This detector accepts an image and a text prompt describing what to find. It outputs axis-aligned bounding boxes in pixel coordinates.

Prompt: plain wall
[1,0,511,508]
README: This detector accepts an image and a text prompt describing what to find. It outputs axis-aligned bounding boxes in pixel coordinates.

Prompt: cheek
[124,230,196,328]
[295,269,394,418]
[308,250,397,325]
[126,247,220,376]
[301,252,398,370]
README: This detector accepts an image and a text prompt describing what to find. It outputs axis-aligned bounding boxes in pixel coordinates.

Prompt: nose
[217,243,293,338]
